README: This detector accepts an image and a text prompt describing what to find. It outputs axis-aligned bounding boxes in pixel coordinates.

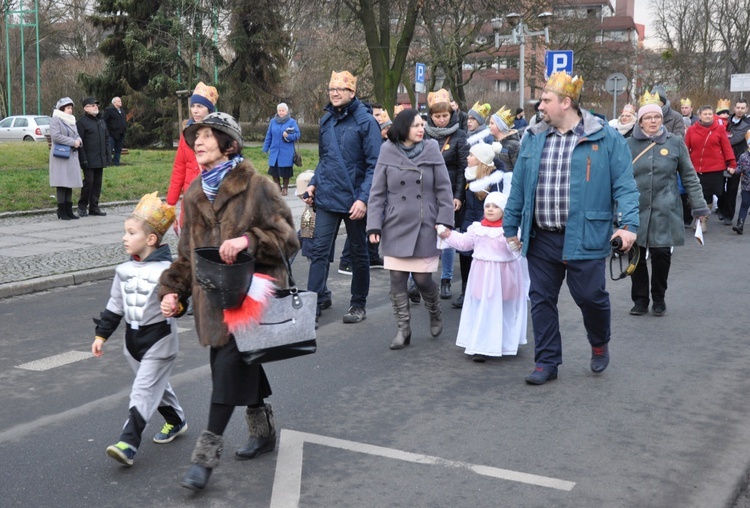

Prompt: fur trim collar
[466,127,490,146]
[468,170,505,193]
[53,109,77,126]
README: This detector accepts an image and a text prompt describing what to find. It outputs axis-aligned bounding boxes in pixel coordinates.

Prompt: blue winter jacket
[503,109,639,260]
[263,116,300,167]
[310,98,382,213]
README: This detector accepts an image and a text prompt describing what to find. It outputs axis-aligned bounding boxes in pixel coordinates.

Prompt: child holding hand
[437,192,529,362]
[92,192,187,466]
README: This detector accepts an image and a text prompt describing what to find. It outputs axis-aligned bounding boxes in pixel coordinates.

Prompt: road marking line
[270,429,576,507]
[15,351,92,371]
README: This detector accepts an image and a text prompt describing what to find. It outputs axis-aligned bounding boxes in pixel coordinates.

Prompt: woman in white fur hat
[438,191,529,361]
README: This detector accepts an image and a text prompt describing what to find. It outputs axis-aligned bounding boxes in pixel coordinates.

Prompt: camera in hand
[610,237,624,252]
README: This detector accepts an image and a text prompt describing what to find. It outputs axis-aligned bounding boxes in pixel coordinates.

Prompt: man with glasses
[77,97,110,217]
[302,71,381,324]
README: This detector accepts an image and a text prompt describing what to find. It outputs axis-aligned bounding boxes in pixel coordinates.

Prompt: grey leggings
[390,270,437,293]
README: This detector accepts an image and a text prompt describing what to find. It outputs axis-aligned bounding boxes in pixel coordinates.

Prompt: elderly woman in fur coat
[159,113,298,492]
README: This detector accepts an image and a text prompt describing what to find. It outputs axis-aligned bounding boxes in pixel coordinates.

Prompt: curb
[0,200,139,219]
[0,265,117,300]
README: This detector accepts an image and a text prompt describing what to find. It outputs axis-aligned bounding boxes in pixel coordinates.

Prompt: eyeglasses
[641,115,661,122]
[328,88,351,95]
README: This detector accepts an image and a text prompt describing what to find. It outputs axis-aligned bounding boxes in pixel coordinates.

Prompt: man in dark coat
[77,97,110,216]
[650,85,685,138]
[302,71,382,325]
[103,96,127,166]
[720,99,750,224]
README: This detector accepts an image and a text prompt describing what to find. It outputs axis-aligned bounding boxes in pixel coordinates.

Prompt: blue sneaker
[106,442,136,466]
[153,420,188,444]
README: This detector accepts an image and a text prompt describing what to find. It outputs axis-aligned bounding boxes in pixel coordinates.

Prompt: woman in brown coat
[159,113,298,491]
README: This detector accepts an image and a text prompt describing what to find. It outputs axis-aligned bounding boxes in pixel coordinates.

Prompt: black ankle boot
[65,202,79,219]
[182,430,222,491]
[181,464,212,491]
[57,204,70,220]
[733,218,745,235]
[440,279,451,299]
[235,404,276,460]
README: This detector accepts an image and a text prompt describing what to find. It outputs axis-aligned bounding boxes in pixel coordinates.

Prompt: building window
[495,80,519,92]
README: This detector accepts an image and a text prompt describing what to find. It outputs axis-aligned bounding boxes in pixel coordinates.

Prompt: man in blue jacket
[303,71,382,324]
[503,72,640,385]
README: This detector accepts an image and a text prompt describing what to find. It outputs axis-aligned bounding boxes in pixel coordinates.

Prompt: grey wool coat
[367,139,454,258]
[627,124,708,248]
[48,113,83,188]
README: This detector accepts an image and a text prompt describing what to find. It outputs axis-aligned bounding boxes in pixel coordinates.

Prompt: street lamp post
[493,12,552,109]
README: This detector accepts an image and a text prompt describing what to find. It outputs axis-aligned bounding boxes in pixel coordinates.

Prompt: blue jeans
[109,136,124,166]
[440,248,455,280]
[307,208,369,308]
[526,229,610,370]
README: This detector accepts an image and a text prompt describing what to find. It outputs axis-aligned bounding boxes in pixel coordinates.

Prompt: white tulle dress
[442,222,530,357]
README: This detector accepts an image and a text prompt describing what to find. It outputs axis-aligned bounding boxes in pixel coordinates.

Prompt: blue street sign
[415,63,426,84]
[545,51,574,78]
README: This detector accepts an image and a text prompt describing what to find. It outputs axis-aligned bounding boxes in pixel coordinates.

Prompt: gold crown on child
[639,90,662,107]
[132,192,176,236]
[494,106,515,127]
[544,72,584,99]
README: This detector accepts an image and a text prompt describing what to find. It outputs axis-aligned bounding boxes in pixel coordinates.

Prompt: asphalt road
[1,227,750,507]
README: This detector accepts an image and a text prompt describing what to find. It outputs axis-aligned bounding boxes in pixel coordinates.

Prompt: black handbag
[234,248,316,364]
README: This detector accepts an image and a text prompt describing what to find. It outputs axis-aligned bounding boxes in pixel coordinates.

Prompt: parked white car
[0,115,52,142]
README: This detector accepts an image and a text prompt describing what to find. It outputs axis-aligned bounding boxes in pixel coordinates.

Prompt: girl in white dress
[438,192,529,362]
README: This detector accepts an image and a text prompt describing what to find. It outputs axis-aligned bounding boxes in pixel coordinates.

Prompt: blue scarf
[201,155,244,203]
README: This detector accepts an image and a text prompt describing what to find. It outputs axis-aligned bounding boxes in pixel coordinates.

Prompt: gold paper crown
[716,98,731,112]
[132,192,176,236]
[470,101,492,120]
[192,82,219,106]
[378,110,391,125]
[427,89,451,107]
[493,106,515,127]
[329,71,357,93]
[544,72,584,100]
[621,104,636,115]
[638,90,662,107]
[680,98,692,107]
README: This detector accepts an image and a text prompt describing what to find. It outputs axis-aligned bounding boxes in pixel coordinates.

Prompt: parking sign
[545,51,574,78]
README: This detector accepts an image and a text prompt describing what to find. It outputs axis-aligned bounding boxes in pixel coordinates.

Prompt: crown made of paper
[639,90,662,107]
[470,101,492,120]
[378,110,391,125]
[192,82,219,105]
[132,192,176,236]
[716,98,731,112]
[621,104,637,115]
[427,89,451,107]
[329,71,357,92]
[494,106,515,127]
[544,72,584,100]
[680,98,692,107]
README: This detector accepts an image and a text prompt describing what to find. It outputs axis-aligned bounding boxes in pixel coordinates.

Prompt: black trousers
[630,246,671,305]
[78,167,103,210]
[719,173,741,219]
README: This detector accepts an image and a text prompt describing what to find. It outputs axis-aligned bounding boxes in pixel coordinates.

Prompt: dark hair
[698,105,713,114]
[429,102,452,115]
[515,107,524,115]
[369,102,382,109]
[737,99,748,107]
[59,103,73,112]
[387,108,420,143]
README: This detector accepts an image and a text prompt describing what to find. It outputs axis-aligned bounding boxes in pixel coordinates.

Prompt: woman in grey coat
[49,97,83,220]
[367,109,455,350]
[626,99,709,317]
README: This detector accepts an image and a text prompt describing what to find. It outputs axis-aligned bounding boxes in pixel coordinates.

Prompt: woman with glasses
[626,93,709,317]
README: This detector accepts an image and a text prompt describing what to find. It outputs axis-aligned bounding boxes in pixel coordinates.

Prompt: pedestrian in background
[649,85,685,137]
[732,131,750,235]
[465,101,492,146]
[451,99,468,131]
[503,72,639,386]
[302,71,381,325]
[719,99,750,225]
[367,108,454,350]
[262,102,300,196]
[423,88,468,300]
[49,97,82,220]
[92,193,186,467]
[77,97,109,217]
[160,113,298,491]
[438,192,529,362]
[627,93,708,317]
[488,105,521,170]
[166,82,219,229]
[609,104,637,138]
[513,107,528,131]
[103,96,127,166]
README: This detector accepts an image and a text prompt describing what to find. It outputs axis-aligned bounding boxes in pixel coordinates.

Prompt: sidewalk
[0,195,307,299]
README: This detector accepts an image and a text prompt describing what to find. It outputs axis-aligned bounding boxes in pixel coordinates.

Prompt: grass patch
[0,142,319,213]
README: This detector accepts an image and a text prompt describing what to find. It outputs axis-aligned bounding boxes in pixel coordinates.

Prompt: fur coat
[159,159,299,348]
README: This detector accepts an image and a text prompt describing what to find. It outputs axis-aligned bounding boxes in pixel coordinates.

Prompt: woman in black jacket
[423,89,469,300]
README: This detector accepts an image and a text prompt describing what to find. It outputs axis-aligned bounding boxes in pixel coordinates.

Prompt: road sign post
[605,72,628,120]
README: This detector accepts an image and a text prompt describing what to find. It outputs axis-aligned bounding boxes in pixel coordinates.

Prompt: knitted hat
[470,143,495,167]
[484,191,507,210]
[468,101,492,125]
[329,71,357,93]
[650,85,668,105]
[491,105,514,134]
[378,110,392,129]
[183,112,243,150]
[190,82,219,113]
[638,104,663,121]
[295,169,315,196]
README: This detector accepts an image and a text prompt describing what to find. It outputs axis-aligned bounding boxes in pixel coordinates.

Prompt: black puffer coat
[424,111,468,203]
[77,113,109,169]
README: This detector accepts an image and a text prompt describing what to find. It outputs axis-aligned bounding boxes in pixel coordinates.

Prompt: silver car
[0,115,52,142]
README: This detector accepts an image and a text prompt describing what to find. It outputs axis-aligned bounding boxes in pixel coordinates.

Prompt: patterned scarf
[201,155,244,203]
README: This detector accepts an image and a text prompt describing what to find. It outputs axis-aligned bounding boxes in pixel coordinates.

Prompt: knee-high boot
[235,404,276,460]
[389,292,411,350]
[421,287,443,337]
[181,430,223,491]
